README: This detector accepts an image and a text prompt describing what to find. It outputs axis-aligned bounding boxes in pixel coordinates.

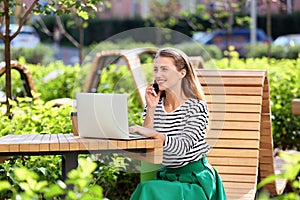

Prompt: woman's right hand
[145,82,161,108]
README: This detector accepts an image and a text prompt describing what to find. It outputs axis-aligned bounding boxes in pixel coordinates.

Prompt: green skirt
[130,157,227,200]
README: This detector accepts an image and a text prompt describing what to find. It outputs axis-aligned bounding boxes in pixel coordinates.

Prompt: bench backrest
[0,61,37,101]
[195,69,285,199]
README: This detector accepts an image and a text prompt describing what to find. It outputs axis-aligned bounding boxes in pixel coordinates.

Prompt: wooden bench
[0,60,37,102]
[195,69,286,199]
[131,69,286,200]
[292,98,300,115]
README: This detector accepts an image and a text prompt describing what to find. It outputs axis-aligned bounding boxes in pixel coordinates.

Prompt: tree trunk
[79,23,84,65]
[266,0,272,62]
[4,0,12,116]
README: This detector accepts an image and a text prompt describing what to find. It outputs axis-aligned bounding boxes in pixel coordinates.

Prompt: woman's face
[153,56,185,92]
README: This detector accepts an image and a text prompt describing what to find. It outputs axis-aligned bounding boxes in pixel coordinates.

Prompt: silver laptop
[76,92,145,140]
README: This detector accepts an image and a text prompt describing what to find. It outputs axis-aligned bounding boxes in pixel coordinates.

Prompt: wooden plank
[19,134,37,152]
[39,134,50,151]
[8,135,22,152]
[29,134,42,152]
[49,134,59,151]
[209,112,261,121]
[225,188,255,197]
[196,69,266,77]
[127,140,137,149]
[207,157,258,167]
[226,193,255,200]
[77,138,91,150]
[214,165,257,175]
[136,140,146,148]
[57,134,70,151]
[205,95,262,104]
[222,181,256,190]
[292,98,300,115]
[108,140,118,149]
[64,134,80,150]
[199,77,264,86]
[206,139,259,149]
[117,140,127,149]
[220,174,257,183]
[209,121,260,131]
[97,139,109,150]
[202,86,263,95]
[207,149,259,158]
[207,130,259,140]
[207,103,261,113]
[0,134,20,152]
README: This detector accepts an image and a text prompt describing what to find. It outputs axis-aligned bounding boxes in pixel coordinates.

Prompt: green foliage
[215,58,300,150]
[0,157,104,200]
[0,97,73,136]
[245,44,300,59]
[175,42,223,60]
[0,44,55,65]
[257,151,300,200]
[28,61,86,101]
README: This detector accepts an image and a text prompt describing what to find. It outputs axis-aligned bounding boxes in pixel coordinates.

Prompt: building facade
[98,0,300,19]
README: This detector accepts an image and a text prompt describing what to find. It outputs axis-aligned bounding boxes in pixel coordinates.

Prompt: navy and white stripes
[143,98,210,168]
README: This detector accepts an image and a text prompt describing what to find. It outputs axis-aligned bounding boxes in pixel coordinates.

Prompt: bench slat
[207,157,258,166]
[214,165,257,175]
[205,95,262,104]
[206,139,259,148]
[209,112,261,121]
[207,103,262,113]
[208,149,259,158]
[207,130,259,139]
[199,77,264,86]
[209,121,260,131]
[202,86,263,95]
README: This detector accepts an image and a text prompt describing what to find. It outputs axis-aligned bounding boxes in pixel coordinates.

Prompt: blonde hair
[154,47,205,100]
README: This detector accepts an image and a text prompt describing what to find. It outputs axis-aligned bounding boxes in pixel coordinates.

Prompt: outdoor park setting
[0,0,300,200]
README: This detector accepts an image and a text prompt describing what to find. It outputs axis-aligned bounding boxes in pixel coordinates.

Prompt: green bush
[257,151,300,200]
[175,42,223,60]
[0,157,104,199]
[0,44,55,65]
[245,44,300,59]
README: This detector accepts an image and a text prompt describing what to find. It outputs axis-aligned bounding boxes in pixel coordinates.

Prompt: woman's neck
[163,92,188,112]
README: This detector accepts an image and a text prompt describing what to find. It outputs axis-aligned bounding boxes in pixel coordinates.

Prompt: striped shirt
[143,98,210,168]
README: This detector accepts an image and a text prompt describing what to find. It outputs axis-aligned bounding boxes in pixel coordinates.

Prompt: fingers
[146,84,157,97]
[129,125,139,133]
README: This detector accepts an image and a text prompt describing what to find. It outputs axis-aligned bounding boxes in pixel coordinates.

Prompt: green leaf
[0,181,11,192]
[44,184,66,198]
[78,11,89,20]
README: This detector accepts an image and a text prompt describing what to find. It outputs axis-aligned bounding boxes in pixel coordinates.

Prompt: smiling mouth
[156,80,166,84]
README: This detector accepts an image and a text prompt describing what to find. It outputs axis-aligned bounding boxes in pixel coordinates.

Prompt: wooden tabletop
[0,134,163,164]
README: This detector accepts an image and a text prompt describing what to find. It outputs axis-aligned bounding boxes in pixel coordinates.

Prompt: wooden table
[292,98,300,115]
[0,134,163,180]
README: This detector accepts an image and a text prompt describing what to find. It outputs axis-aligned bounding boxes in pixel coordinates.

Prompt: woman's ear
[180,69,186,78]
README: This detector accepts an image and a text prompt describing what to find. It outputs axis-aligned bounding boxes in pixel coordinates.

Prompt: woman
[129,47,226,200]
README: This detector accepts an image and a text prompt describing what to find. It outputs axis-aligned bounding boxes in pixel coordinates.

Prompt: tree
[36,0,110,65]
[146,0,181,44]
[0,0,105,115]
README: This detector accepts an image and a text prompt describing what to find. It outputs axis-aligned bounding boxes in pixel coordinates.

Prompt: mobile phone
[153,81,159,95]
